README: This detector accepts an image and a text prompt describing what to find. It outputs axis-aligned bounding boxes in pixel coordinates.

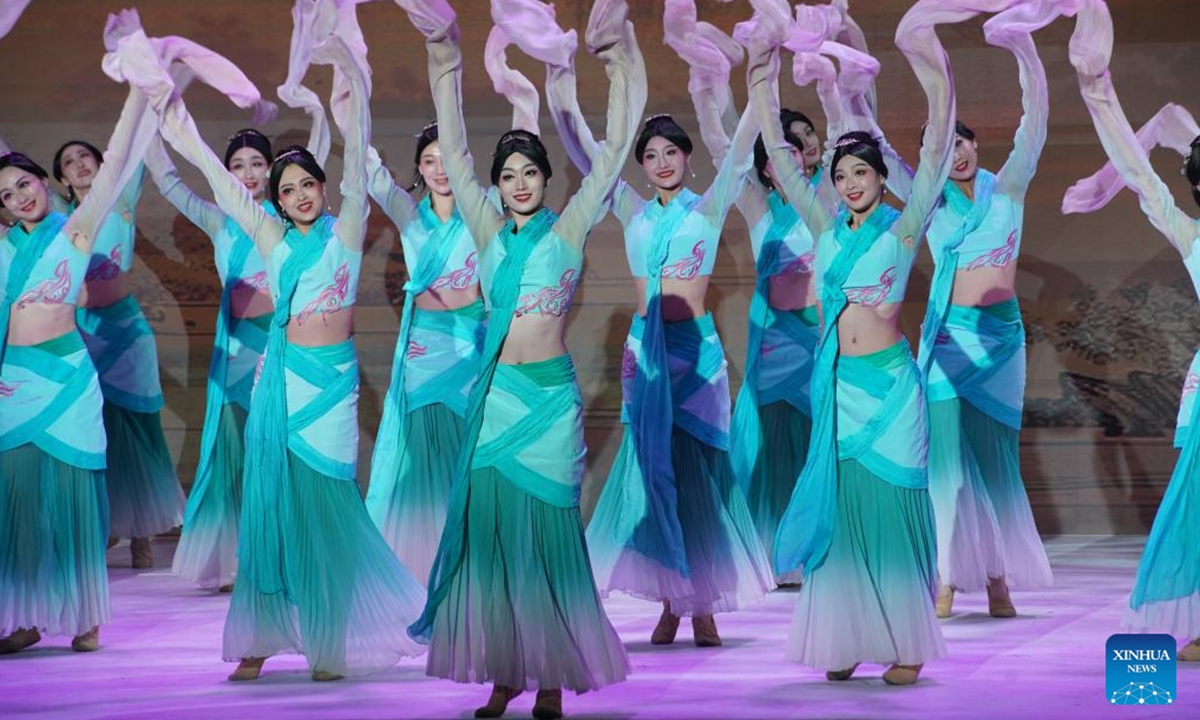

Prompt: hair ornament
[271,148,306,166]
[228,128,268,142]
[644,113,673,124]
[833,134,880,149]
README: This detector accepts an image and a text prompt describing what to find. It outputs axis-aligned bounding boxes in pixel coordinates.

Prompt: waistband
[631,310,717,339]
[81,293,142,322]
[791,305,820,327]
[950,296,1020,323]
[288,337,356,364]
[234,312,273,332]
[500,353,576,387]
[23,330,86,356]
[843,338,913,371]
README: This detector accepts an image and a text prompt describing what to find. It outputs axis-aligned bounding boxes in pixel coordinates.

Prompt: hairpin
[228,128,267,142]
[644,113,673,124]
[271,148,306,166]
[833,135,880,149]
[412,119,436,138]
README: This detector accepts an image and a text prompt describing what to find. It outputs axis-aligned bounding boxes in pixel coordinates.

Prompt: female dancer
[920,0,1055,619]
[144,129,276,592]
[55,129,184,570]
[363,123,486,585]
[403,0,643,716]
[117,24,426,680]
[501,0,774,647]
[664,0,837,586]
[0,80,149,654]
[746,0,958,684]
[1063,0,1200,661]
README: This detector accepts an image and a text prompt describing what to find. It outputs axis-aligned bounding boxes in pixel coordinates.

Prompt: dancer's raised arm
[318,36,372,251]
[1064,103,1199,214]
[1066,0,1195,253]
[63,84,152,253]
[144,135,226,239]
[418,6,504,249]
[983,2,1053,199]
[553,0,647,250]
[745,16,833,240]
[891,0,961,245]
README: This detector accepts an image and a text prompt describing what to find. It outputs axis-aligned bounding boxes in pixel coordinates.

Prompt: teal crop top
[480,224,584,317]
[83,163,144,282]
[266,222,363,324]
[1,214,89,309]
[622,187,719,279]
[814,213,914,307]
[927,174,1023,271]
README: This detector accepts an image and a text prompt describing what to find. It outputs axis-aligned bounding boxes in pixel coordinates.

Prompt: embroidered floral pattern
[661,241,705,280]
[760,342,780,358]
[16,259,72,309]
[431,251,478,291]
[965,229,1018,271]
[0,381,20,398]
[515,269,578,317]
[85,247,122,282]
[296,263,350,325]
[778,251,815,276]
[844,267,898,307]
[230,270,269,294]
[620,346,638,380]
[407,341,428,360]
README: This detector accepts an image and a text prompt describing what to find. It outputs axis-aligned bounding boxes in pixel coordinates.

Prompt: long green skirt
[746,401,811,585]
[0,444,109,637]
[172,403,246,589]
[786,459,945,669]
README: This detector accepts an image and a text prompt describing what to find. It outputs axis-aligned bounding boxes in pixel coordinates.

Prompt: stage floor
[2,535,1193,719]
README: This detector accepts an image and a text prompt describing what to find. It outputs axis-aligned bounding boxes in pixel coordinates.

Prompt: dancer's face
[497,152,545,216]
[0,167,52,226]
[418,141,451,197]
[640,136,689,193]
[276,164,326,226]
[833,155,884,214]
[949,133,979,182]
[793,120,821,171]
[58,143,101,194]
[228,148,269,201]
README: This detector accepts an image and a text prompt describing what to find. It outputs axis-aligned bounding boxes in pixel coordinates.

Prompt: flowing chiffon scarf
[239,214,335,596]
[730,191,806,488]
[917,170,996,376]
[773,204,902,578]
[409,207,557,643]
[625,192,702,578]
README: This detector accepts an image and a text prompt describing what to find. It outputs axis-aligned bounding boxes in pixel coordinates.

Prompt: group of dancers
[1,0,1198,717]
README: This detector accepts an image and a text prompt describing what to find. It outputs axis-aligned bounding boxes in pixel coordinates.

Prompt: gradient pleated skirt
[370,403,465,586]
[77,296,184,538]
[786,459,945,670]
[0,444,110,638]
[927,397,1052,592]
[426,356,629,692]
[223,452,426,676]
[746,401,811,585]
[588,426,775,617]
[172,403,246,589]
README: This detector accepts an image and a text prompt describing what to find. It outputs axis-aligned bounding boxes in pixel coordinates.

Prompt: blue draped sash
[409,208,557,642]
[774,204,902,577]
[239,214,336,596]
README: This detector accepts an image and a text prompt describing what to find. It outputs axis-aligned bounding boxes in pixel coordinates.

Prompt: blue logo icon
[1106,634,1176,706]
